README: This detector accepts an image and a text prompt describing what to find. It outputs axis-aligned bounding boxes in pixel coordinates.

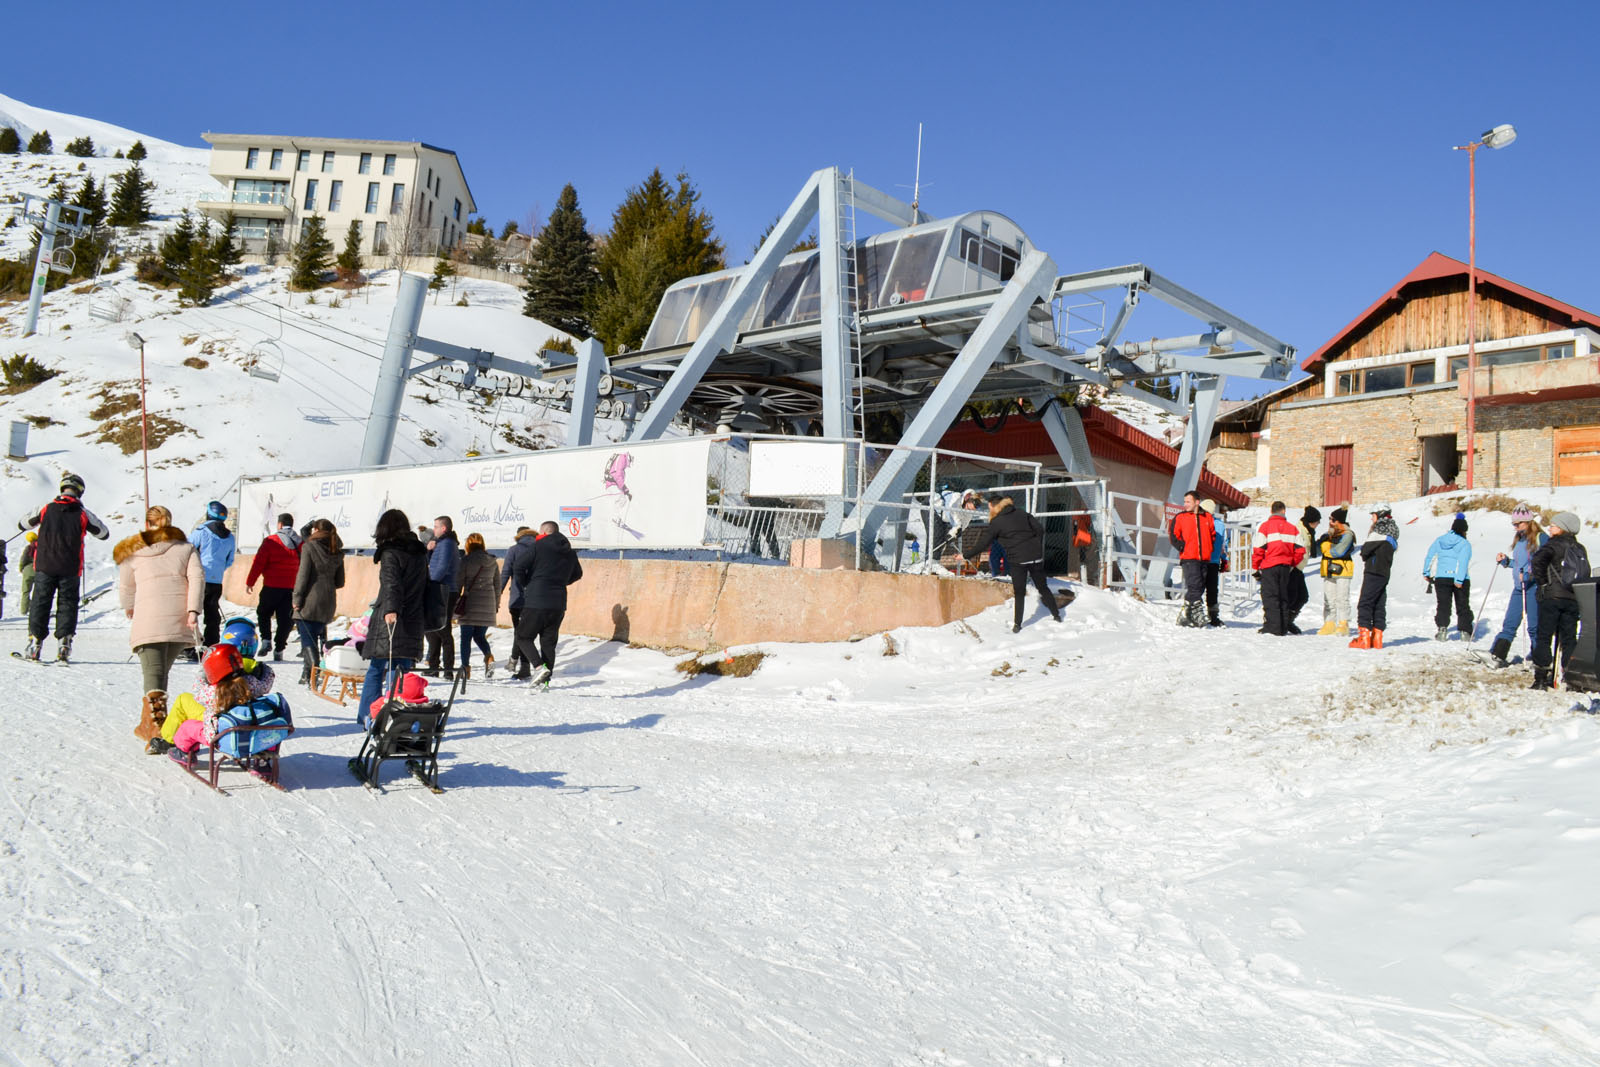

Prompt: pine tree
[465,217,488,236]
[112,149,124,159]
[159,210,198,281]
[126,140,147,161]
[499,220,520,240]
[429,255,456,303]
[71,175,107,228]
[588,234,671,353]
[0,128,18,154]
[177,220,219,306]
[26,130,51,154]
[290,214,334,290]
[212,211,242,273]
[108,164,154,227]
[63,136,95,157]
[751,215,818,258]
[592,168,724,351]
[336,219,363,281]
[523,183,597,335]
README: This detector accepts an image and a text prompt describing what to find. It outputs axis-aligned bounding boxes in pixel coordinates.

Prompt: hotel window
[1361,364,1407,393]
[245,147,259,169]
[373,221,387,252]
[382,153,396,176]
[322,150,335,173]
[426,199,433,226]
[391,183,405,214]
[426,167,432,188]
[304,179,318,211]
[365,181,379,214]
[297,150,310,171]
[359,152,371,174]
[270,148,283,170]
[453,198,461,221]
[328,180,342,212]
[1408,361,1435,387]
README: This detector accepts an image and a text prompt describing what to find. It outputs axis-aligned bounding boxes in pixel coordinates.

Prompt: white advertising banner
[239,438,714,550]
[748,440,846,497]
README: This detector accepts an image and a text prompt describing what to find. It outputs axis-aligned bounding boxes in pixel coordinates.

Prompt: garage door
[1555,426,1600,486]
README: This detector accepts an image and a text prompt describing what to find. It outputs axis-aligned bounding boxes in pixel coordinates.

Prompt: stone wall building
[1209,253,1600,507]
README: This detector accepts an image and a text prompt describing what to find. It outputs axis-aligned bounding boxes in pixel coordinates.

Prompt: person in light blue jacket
[190,500,236,648]
[1423,514,1473,640]
[1489,506,1546,667]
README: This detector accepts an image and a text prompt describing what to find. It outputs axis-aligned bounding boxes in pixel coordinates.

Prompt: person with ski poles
[1488,506,1546,668]
[17,472,110,662]
[1528,511,1590,691]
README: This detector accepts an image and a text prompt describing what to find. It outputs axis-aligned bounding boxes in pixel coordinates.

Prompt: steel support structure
[848,249,1056,545]
[566,338,607,447]
[816,168,855,440]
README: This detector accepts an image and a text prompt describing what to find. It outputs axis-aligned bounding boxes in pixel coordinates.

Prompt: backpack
[1557,539,1591,593]
[214,693,293,758]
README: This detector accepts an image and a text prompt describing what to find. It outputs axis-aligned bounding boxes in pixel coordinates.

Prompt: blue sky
[9,1,1599,397]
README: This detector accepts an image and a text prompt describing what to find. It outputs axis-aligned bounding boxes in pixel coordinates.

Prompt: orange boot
[1348,627,1372,649]
[1371,629,1384,649]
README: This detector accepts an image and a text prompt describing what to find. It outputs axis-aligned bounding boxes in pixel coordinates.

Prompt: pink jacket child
[170,645,279,755]
[367,671,430,723]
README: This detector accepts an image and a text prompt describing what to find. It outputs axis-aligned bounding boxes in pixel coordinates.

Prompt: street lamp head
[124,331,145,349]
[1482,124,1517,149]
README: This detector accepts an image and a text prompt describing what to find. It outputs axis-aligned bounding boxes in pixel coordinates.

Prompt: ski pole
[1467,566,1498,646]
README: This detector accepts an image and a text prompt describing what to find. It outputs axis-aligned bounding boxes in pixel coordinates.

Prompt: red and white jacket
[1251,514,1307,571]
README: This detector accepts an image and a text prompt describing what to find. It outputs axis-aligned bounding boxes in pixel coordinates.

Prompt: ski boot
[1435,627,1448,642]
[1371,630,1385,649]
[20,636,40,661]
[1530,666,1554,691]
[1348,627,1372,649]
[55,636,72,663]
[1488,637,1512,668]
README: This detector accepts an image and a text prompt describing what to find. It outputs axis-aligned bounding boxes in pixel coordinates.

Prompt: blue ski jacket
[1496,531,1547,590]
[1423,531,1472,582]
[191,519,236,585]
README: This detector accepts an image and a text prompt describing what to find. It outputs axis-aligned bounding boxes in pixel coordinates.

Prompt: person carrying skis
[1528,511,1590,691]
[1423,514,1474,641]
[1201,499,1228,627]
[963,495,1064,633]
[1350,504,1398,649]
[1489,506,1546,667]
[245,513,302,661]
[18,472,110,662]
[510,520,585,687]
[190,501,236,652]
[1316,508,1356,635]
[1251,501,1307,636]
[1168,490,1216,628]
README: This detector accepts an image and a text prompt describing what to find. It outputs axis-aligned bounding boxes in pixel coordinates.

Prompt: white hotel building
[197,133,476,259]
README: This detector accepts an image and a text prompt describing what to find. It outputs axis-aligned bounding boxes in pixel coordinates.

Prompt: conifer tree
[177,220,219,306]
[465,217,487,236]
[212,211,242,273]
[523,183,597,335]
[126,140,147,161]
[290,214,334,290]
[0,128,18,154]
[588,234,670,353]
[499,220,520,240]
[159,210,198,280]
[27,130,51,154]
[71,175,107,228]
[63,136,95,157]
[429,255,456,303]
[108,164,154,227]
[591,168,724,351]
[336,220,363,281]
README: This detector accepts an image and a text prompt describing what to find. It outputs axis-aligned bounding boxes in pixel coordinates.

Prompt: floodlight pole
[22,200,60,338]
[125,333,150,513]
[1460,138,1480,490]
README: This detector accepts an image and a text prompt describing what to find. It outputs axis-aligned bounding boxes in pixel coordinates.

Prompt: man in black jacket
[963,496,1064,633]
[498,526,536,679]
[18,472,109,662]
[509,521,584,688]
[1528,510,1588,691]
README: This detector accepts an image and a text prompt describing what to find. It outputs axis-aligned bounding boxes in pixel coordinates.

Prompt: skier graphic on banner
[597,450,642,539]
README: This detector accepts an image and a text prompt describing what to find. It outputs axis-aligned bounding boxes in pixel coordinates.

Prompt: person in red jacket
[245,513,302,660]
[1252,501,1308,636]
[1167,490,1216,628]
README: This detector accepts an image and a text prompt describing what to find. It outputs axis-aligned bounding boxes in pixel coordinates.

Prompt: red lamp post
[1452,124,1517,490]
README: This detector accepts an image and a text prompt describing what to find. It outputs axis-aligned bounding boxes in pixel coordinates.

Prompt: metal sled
[347,673,461,793]
[174,721,292,796]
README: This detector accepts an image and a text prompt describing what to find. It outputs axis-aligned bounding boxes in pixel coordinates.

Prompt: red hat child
[368,672,430,719]
[203,644,244,685]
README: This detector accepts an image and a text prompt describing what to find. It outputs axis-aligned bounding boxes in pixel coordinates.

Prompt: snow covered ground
[1,489,1598,1066]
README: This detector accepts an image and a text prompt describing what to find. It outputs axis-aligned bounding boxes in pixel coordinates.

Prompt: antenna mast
[911,123,923,215]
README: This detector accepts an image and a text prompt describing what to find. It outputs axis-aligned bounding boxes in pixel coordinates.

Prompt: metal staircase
[836,169,865,438]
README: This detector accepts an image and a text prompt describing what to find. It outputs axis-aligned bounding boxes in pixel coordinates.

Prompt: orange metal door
[1555,426,1600,486]
[1323,445,1353,506]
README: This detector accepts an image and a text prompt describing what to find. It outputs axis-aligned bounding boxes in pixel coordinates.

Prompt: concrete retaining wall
[222,555,1012,651]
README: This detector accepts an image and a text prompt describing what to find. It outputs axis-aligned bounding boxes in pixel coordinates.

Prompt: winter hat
[1199,499,1217,514]
[1552,511,1581,535]
[1329,508,1349,525]
[1510,505,1537,523]
[1374,515,1400,540]
[59,472,84,497]
[202,644,244,686]
[206,500,228,521]
[397,672,430,704]
[1451,515,1469,537]
[1301,505,1322,526]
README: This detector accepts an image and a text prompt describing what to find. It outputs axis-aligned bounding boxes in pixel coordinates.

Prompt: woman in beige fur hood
[115,505,204,743]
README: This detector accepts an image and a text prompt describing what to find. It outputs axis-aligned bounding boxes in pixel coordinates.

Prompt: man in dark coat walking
[963,496,1065,633]
[423,515,461,678]
[498,526,536,679]
[509,521,584,687]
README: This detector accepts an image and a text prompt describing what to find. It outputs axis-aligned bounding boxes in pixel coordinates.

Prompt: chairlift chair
[248,339,283,383]
[48,247,74,275]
